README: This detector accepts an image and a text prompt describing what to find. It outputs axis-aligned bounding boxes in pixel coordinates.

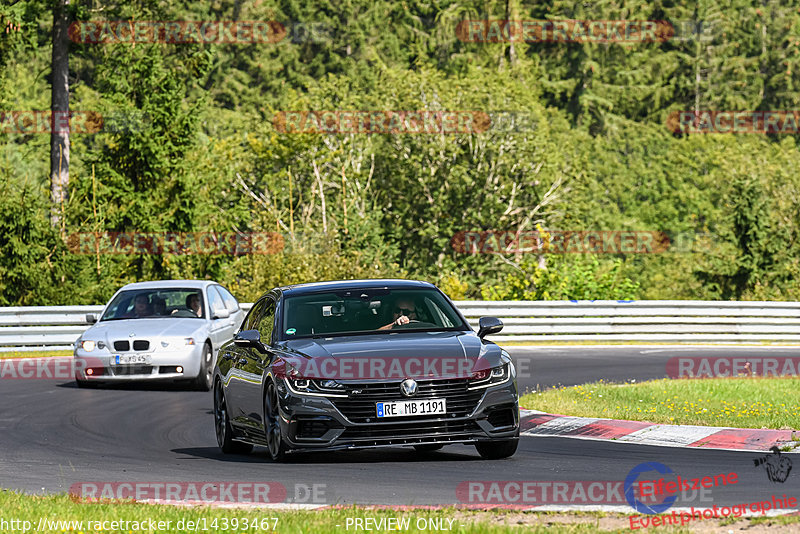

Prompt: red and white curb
[520,409,800,453]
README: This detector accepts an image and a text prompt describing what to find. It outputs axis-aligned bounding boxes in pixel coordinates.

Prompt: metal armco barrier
[2,300,800,351]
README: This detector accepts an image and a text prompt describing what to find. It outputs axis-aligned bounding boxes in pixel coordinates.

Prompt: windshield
[101,288,205,320]
[281,288,465,338]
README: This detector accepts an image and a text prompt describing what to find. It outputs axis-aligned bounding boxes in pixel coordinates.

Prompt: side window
[216,285,240,312]
[242,299,266,332]
[257,299,276,345]
[207,287,226,317]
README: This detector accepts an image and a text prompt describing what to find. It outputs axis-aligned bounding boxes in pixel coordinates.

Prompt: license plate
[115,354,151,365]
[376,399,446,418]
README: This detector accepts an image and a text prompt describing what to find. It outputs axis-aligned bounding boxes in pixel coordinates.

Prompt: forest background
[2,0,799,305]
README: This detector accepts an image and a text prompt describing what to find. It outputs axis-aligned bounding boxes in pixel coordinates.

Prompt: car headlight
[284,375,348,397]
[469,361,513,389]
[491,364,509,379]
[81,340,96,352]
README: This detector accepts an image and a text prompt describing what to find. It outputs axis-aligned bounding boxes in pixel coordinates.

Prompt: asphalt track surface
[0,346,796,507]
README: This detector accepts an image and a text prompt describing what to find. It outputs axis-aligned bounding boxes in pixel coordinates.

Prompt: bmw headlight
[81,340,96,352]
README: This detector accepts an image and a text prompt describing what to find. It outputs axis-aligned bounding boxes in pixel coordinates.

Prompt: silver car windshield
[281,289,464,338]
[101,289,205,320]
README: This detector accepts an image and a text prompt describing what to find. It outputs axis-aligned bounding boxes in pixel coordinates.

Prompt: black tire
[194,343,214,391]
[264,381,288,462]
[413,444,444,452]
[214,382,253,455]
[475,439,518,460]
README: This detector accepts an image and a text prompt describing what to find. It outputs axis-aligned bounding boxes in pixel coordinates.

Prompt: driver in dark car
[378,299,418,330]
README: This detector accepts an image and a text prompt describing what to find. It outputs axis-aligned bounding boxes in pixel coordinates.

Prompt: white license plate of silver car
[376,399,446,418]
[114,354,151,365]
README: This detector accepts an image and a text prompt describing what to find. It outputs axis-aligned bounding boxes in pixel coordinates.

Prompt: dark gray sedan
[213,279,519,461]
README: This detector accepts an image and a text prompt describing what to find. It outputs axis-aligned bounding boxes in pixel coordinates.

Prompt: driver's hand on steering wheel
[394,315,411,326]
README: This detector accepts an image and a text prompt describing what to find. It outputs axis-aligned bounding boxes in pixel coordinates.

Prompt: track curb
[519,409,800,453]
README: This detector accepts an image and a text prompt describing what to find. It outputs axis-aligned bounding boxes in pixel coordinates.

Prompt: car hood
[277,331,503,380]
[86,318,206,343]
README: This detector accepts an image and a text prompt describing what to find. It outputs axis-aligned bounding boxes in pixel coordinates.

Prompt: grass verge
[2,491,800,533]
[0,350,72,359]
[520,377,800,431]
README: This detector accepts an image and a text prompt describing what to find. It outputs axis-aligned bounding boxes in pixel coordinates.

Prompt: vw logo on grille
[400,378,418,397]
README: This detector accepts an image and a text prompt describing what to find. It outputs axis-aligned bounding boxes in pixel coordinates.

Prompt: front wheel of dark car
[264,381,288,462]
[475,439,518,460]
[214,382,253,455]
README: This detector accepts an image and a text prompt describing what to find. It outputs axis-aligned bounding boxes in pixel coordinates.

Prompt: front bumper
[73,345,204,382]
[273,377,519,451]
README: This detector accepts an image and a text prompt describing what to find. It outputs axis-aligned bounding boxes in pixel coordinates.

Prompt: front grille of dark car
[329,378,484,423]
[132,340,150,351]
[112,365,153,376]
[340,419,482,442]
[113,340,130,351]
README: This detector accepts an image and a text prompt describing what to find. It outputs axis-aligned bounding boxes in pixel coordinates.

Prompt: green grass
[520,377,800,431]
[3,491,800,533]
[0,491,617,533]
[0,350,72,359]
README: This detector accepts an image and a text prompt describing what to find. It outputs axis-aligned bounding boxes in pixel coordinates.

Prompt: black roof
[278,279,435,297]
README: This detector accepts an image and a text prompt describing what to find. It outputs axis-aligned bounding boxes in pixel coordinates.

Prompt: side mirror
[234,329,267,352]
[477,317,503,339]
[86,313,98,324]
[213,308,230,320]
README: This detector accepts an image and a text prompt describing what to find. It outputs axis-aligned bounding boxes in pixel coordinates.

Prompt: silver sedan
[74,280,244,390]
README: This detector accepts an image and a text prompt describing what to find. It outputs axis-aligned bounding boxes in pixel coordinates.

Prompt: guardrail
[2,300,800,351]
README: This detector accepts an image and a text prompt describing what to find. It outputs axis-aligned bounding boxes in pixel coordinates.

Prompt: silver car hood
[86,318,206,343]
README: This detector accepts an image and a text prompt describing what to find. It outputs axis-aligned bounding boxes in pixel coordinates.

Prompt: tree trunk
[50,0,70,231]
